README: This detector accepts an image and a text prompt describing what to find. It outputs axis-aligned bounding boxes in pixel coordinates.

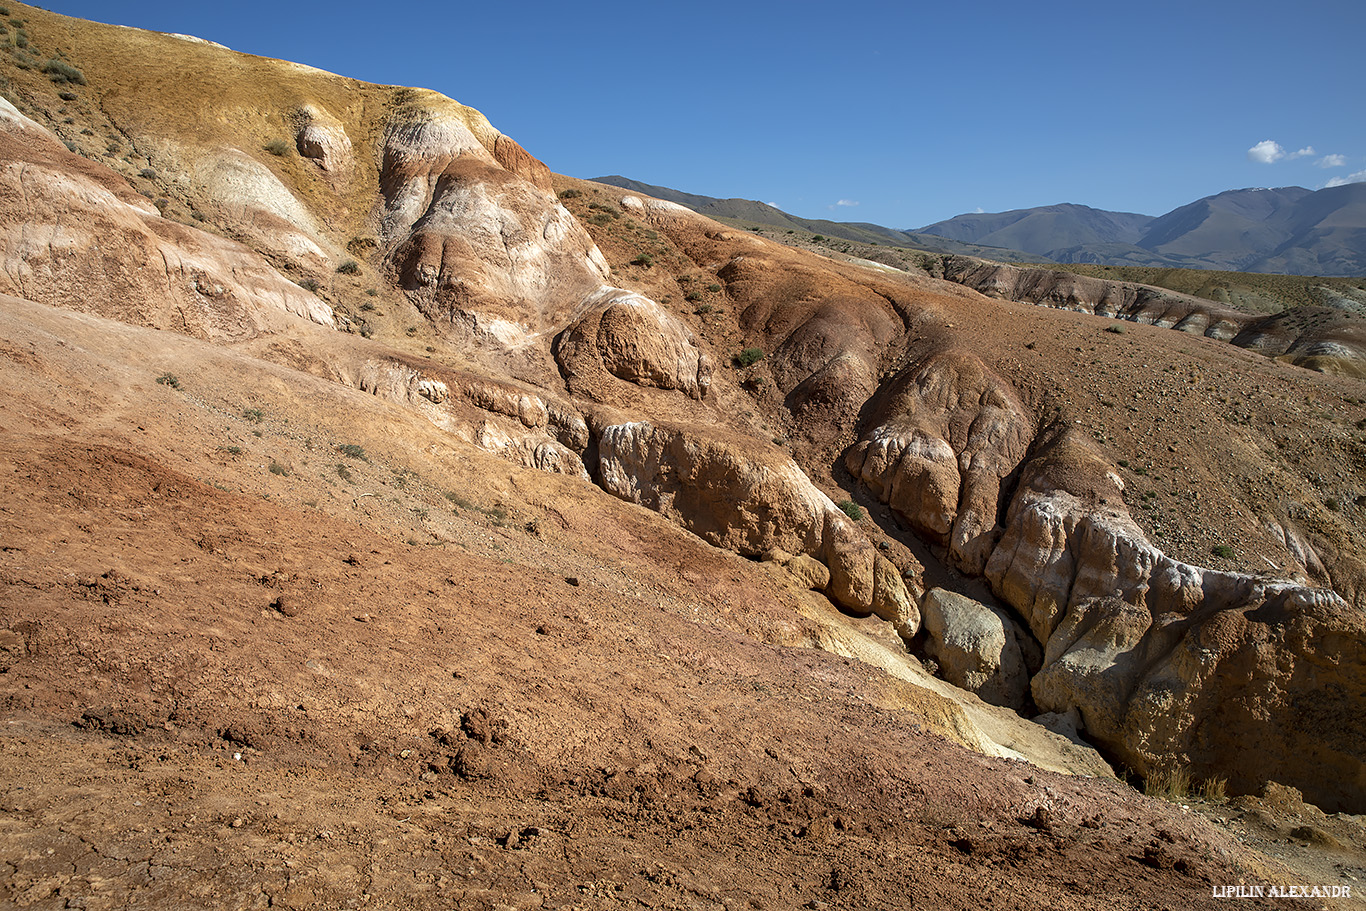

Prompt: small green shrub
[735,347,765,368]
[243,408,265,423]
[1325,497,1340,512]
[337,443,369,462]
[138,167,157,179]
[557,188,582,199]
[812,235,825,242]
[336,259,360,275]
[155,372,181,389]
[1211,544,1235,560]
[218,445,242,456]
[263,139,291,156]
[694,302,713,314]
[297,278,320,293]
[42,59,85,85]
[365,288,379,297]
[838,499,863,521]
[1105,324,1125,334]
[630,254,653,268]
[1117,459,1129,468]
[707,283,722,293]
[336,463,353,482]
[268,460,290,477]
[685,291,703,302]
[360,301,376,312]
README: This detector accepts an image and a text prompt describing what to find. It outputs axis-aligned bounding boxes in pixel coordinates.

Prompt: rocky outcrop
[554,288,714,401]
[0,98,333,339]
[921,588,1034,712]
[294,104,354,177]
[193,148,333,275]
[941,256,1366,375]
[356,358,589,478]
[379,101,610,357]
[597,421,891,614]
[983,429,1366,812]
[846,351,1033,575]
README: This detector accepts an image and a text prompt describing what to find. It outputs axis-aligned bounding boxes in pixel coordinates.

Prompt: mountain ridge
[597,175,1366,276]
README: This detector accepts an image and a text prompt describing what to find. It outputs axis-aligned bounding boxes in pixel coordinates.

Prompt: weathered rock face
[847,350,1033,575]
[921,589,1033,713]
[0,98,333,339]
[984,429,1366,811]
[356,358,589,478]
[596,421,881,613]
[378,101,609,356]
[294,104,354,177]
[554,288,714,401]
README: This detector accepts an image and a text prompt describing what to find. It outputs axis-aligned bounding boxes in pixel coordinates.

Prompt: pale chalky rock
[921,589,1033,712]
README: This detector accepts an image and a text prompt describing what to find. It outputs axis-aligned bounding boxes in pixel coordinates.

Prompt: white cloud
[1324,169,1366,188]
[826,199,859,209]
[1248,140,1285,163]
[764,201,779,208]
[1317,153,1348,169]
[1247,140,1315,164]
[974,207,986,214]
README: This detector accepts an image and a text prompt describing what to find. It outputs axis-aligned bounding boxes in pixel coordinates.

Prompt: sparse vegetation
[336,260,360,275]
[335,462,353,482]
[337,443,369,462]
[296,278,320,293]
[243,408,265,423]
[1105,324,1125,334]
[630,254,653,268]
[268,460,290,477]
[263,139,291,156]
[42,59,86,85]
[838,499,863,521]
[685,291,703,303]
[155,372,181,389]
[138,168,157,179]
[735,347,765,368]
[218,445,242,456]
[1144,765,1191,801]
[1211,544,1235,560]
[1196,776,1227,800]
[707,284,722,293]
[557,188,581,200]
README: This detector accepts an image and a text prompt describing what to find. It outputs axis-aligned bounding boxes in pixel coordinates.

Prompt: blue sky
[37,0,1366,228]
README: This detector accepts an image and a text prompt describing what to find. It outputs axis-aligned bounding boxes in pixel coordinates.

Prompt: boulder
[920,589,1033,712]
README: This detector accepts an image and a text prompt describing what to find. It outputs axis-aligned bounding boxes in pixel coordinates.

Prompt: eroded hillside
[1,3,1365,907]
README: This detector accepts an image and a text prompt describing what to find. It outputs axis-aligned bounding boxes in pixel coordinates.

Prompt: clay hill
[2,4,1366,909]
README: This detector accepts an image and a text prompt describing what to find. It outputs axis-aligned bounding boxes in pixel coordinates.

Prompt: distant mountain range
[592,177,1366,277]
[590,176,1042,263]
